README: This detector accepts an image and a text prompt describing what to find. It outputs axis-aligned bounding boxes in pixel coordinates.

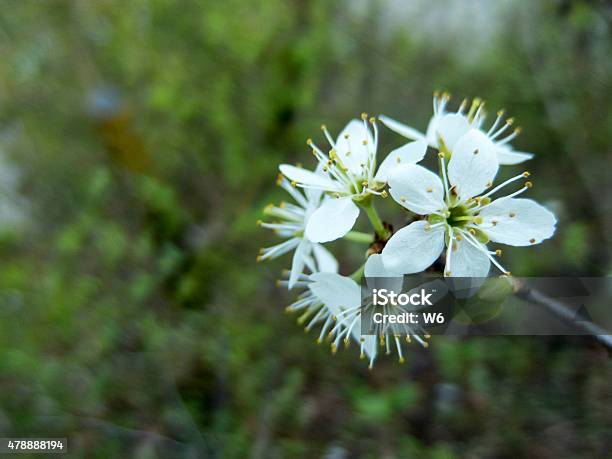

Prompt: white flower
[258,175,338,288]
[380,92,534,165]
[279,116,427,243]
[285,271,378,365]
[381,130,556,277]
[322,254,432,367]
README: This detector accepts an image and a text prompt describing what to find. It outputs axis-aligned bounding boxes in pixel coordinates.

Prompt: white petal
[334,120,373,176]
[312,243,339,273]
[434,113,470,150]
[305,197,360,243]
[388,164,445,215]
[364,253,403,293]
[374,139,428,183]
[448,129,499,201]
[479,198,557,246]
[279,164,341,192]
[288,239,310,289]
[496,145,534,165]
[448,238,491,277]
[309,272,360,316]
[310,272,376,362]
[381,221,445,274]
[378,115,426,141]
[304,162,327,203]
[365,253,402,277]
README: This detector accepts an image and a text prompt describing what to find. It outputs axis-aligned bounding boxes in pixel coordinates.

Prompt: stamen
[444,231,454,276]
[489,117,513,140]
[462,231,510,275]
[487,110,505,136]
[497,127,521,145]
[480,173,532,200]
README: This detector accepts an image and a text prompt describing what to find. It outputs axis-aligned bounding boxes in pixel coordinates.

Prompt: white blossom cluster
[258,93,557,368]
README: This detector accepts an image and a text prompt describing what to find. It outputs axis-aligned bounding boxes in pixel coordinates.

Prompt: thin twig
[513,280,612,349]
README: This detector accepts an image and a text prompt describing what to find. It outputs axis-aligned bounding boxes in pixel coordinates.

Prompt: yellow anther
[257,255,263,262]
[360,352,365,360]
[381,190,389,198]
[361,112,368,120]
[444,271,451,276]
[306,138,313,145]
[422,341,429,348]
[497,109,505,116]
[256,219,263,226]
[509,212,516,218]
[474,217,483,224]
[456,234,463,241]
[344,134,349,139]
[469,229,476,235]
[492,220,498,226]
[525,181,533,188]
[474,149,480,155]
[396,156,401,163]
[438,152,445,159]
[529,238,536,244]
[514,127,522,134]
[506,117,514,125]
[400,196,407,203]
[426,187,433,193]
[522,171,530,178]
[405,336,412,343]
[290,181,297,187]
[362,140,368,145]
[320,124,327,130]
[399,357,405,364]
[495,249,503,257]
[424,334,431,339]
[485,181,492,188]
[369,117,376,124]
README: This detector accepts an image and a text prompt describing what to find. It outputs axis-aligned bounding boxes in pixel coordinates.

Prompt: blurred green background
[0,0,610,457]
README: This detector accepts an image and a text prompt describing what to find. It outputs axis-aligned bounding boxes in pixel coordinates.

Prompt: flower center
[446,205,472,228]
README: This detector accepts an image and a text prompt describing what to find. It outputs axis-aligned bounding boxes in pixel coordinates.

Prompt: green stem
[359,198,389,240]
[344,231,374,244]
[350,262,365,282]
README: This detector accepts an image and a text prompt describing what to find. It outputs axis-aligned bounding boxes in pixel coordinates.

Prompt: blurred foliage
[0,0,610,457]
